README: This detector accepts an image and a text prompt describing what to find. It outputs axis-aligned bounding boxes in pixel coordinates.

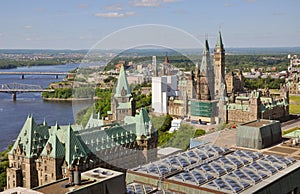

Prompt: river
[0,64,92,151]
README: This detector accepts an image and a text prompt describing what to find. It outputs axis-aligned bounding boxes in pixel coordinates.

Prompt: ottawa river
[0,64,92,151]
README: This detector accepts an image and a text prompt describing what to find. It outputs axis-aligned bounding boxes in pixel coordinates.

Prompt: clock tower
[214,31,225,99]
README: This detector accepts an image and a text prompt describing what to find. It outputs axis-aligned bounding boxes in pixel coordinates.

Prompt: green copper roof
[173,100,184,104]
[136,109,152,139]
[216,31,224,48]
[85,112,104,129]
[115,65,131,97]
[64,125,89,166]
[9,115,50,158]
[40,134,65,158]
[117,102,132,109]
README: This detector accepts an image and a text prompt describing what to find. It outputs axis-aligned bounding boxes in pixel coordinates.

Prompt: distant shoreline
[43,97,97,101]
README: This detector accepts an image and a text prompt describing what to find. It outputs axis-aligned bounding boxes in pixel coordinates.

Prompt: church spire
[114,64,131,97]
[216,31,224,49]
[200,39,211,75]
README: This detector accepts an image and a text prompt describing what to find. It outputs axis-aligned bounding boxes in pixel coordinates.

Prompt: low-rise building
[226,86,289,123]
[127,144,300,194]
[34,167,126,194]
[236,119,282,149]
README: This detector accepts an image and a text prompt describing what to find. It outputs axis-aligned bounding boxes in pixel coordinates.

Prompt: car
[191,120,198,124]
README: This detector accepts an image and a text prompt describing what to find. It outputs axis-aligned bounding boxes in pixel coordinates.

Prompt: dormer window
[75,145,79,153]
[46,143,52,155]
[121,87,126,96]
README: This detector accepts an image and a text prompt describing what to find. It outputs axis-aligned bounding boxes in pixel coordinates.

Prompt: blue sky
[0,0,299,49]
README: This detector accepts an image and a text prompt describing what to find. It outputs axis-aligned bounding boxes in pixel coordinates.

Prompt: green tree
[163,124,195,150]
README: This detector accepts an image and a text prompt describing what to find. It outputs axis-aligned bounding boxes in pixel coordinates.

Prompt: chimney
[74,165,81,185]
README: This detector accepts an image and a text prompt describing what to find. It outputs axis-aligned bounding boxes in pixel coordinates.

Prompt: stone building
[225,69,244,94]
[7,65,157,189]
[189,38,219,123]
[166,32,225,123]
[226,85,289,123]
[167,31,289,124]
[286,73,300,94]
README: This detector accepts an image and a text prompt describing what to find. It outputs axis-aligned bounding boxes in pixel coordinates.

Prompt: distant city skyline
[0,0,299,49]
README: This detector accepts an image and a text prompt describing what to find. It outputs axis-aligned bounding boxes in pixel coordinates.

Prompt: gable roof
[40,134,65,158]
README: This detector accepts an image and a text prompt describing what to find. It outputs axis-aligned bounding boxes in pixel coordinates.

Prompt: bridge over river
[0,83,54,100]
[0,71,74,79]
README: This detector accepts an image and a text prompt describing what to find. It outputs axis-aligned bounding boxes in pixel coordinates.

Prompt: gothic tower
[111,65,136,122]
[214,31,225,99]
[196,39,214,100]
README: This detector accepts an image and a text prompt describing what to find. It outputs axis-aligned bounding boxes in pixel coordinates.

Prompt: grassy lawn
[269,89,280,94]
[282,127,300,136]
[289,95,300,103]
[289,95,300,115]
[289,104,300,114]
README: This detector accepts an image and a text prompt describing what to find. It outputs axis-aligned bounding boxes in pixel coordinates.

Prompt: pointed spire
[216,31,224,49]
[55,121,59,128]
[203,39,210,55]
[200,39,211,75]
[43,118,47,126]
[164,52,169,64]
[114,64,131,97]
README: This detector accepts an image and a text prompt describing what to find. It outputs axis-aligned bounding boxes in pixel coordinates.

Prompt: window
[44,166,47,171]
[45,175,48,181]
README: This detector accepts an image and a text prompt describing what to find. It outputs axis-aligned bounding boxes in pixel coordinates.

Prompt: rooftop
[35,168,124,194]
[128,144,299,194]
[127,182,179,194]
[2,187,43,194]
[241,119,275,128]
[157,147,183,159]
[191,128,237,148]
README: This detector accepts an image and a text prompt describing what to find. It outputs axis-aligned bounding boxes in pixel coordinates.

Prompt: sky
[0,0,299,49]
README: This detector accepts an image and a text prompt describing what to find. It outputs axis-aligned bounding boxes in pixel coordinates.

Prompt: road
[281,116,300,131]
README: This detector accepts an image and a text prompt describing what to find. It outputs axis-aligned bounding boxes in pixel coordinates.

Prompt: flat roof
[127,182,179,194]
[157,147,183,157]
[242,120,275,128]
[192,128,237,148]
[2,187,43,194]
[129,144,299,194]
[35,168,123,194]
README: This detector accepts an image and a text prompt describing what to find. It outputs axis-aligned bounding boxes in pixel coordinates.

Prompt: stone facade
[166,31,289,124]
[286,73,300,94]
[226,86,289,123]
[225,70,244,94]
[214,31,226,99]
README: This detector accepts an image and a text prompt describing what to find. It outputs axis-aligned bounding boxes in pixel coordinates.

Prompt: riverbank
[43,97,99,101]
